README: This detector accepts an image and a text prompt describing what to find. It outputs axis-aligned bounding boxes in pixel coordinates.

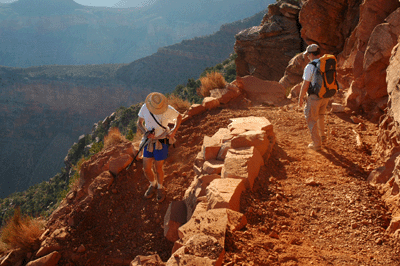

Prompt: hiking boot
[156,188,166,203]
[308,143,321,151]
[144,185,157,199]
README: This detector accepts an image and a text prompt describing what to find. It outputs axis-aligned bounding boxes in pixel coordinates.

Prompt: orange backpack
[308,54,338,98]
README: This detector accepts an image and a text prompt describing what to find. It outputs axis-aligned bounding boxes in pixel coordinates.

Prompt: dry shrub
[167,94,191,113]
[0,240,7,255]
[104,127,127,148]
[198,72,227,97]
[0,208,45,251]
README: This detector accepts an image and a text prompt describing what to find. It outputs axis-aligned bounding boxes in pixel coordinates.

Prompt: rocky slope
[3,81,400,265]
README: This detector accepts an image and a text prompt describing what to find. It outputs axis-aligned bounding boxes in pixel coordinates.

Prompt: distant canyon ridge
[0,0,270,67]
[0,0,270,197]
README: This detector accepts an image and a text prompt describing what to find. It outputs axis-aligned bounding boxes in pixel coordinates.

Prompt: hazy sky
[75,0,121,7]
[0,0,155,7]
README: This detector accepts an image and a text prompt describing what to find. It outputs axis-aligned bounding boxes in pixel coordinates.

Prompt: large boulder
[26,251,61,266]
[300,0,363,55]
[183,175,221,221]
[230,130,271,156]
[221,147,264,189]
[375,38,400,160]
[177,203,247,250]
[79,142,136,196]
[206,178,245,212]
[279,53,309,92]
[235,75,287,106]
[227,116,273,133]
[209,84,241,104]
[345,7,400,113]
[202,135,223,161]
[164,201,188,242]
[167,235,224,266]
[234,1,301,81]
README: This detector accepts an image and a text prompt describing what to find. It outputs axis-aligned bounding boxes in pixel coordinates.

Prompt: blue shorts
[143,143,169,161]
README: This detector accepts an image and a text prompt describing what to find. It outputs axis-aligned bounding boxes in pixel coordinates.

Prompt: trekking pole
[126,129,154,171]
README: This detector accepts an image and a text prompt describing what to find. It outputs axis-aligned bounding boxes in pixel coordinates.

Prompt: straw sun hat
[145,92,168,114]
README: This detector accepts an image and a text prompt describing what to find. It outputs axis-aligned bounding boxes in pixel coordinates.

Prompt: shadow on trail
[249,142,295,201]
[319,146,369,180]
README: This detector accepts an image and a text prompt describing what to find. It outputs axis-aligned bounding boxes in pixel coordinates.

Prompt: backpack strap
[150,111,175,147]
[149,111,167,130]
[307,61,319,96]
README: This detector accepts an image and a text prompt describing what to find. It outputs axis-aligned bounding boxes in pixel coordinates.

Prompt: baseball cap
[303,44,319,55]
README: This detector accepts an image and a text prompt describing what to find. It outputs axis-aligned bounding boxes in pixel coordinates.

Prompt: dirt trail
[51,99,400,265]
[221,104,400,265]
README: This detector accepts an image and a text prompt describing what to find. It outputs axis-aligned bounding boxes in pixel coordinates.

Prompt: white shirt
[138,104,180,137]
[303,59,320,85]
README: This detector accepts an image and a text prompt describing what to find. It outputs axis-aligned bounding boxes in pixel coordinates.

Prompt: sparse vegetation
[104,127,128,149]
[0,173,68,226]
[171,53,237,102]
[112,103,142,137]
[0,208,45,252]
[167,94,191,114]
[57,157,88,202]
[198,71,227,97]
[172,79,202,104]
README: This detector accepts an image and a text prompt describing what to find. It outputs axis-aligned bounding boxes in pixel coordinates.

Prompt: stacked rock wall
[163,116,275,265]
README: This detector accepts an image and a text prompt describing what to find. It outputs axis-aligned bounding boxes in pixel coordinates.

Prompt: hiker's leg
[317,99,329,140]
[154,160,165,187]
[153,143,169,187]
[305,95,321,147]
[143,157,157,185]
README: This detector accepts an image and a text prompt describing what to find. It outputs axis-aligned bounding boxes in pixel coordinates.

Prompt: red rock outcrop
[234,0,302,81]
[342,2,400,115]
[299,0,362,54]
[368,37,400,225]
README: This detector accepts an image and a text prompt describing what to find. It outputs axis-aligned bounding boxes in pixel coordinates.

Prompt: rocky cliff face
[234,0,302,82]
[340,0,400,116]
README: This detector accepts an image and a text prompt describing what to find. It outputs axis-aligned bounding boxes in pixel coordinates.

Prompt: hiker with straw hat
[137,92,182,203]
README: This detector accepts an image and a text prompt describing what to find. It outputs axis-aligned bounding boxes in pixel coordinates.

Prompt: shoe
[308,143,321,151]
[144,185,157,199]
[156,188,166,203]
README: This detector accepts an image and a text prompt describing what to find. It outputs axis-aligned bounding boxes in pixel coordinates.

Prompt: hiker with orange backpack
[137,92,182,202]
[298,44,338,151]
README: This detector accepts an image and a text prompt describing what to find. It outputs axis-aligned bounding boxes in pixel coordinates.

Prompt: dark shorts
[143,143,169,161]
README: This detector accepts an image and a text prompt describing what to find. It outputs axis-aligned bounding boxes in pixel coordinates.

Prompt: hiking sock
[158,184,164,189]
[150,180,157,187]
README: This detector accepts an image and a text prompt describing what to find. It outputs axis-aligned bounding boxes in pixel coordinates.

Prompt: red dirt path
[49,98,400,265]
